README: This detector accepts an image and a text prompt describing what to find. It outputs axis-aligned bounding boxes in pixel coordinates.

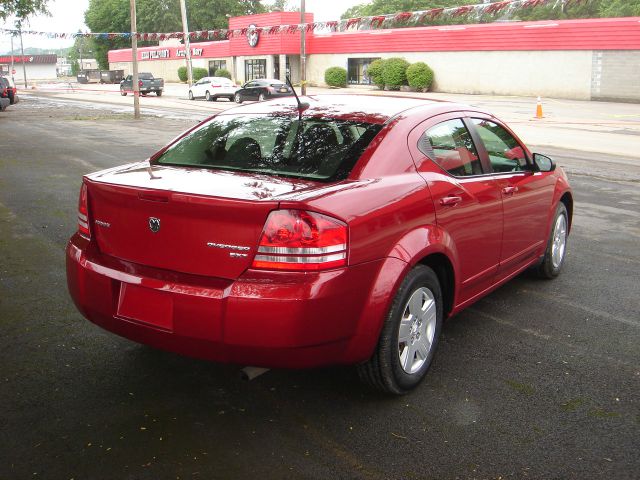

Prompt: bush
[178,66,208,82]
[214,68,232,80]
[406,62,434,91]
[193,67,208,82]
[178,66,187,82]
[367,59,386,89]
[382,57,410,90]
[324,66,347,88]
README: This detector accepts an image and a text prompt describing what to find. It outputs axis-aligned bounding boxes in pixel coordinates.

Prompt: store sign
[247,24,259,48]
[141,49,170,60]
[176,48,203,57]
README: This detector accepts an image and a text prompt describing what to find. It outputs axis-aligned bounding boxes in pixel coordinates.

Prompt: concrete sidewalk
[19,80,640,159]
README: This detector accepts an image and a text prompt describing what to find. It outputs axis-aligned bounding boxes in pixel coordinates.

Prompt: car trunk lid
[85,163,319,279]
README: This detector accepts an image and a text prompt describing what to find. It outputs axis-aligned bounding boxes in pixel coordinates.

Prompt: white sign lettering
[176,48,203,57]
[141,49,170,60]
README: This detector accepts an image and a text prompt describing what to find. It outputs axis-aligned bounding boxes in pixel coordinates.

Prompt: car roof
[209,77,233,82]
[220,94,472,125]
[253,78,283,84]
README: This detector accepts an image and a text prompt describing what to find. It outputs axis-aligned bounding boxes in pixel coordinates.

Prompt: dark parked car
[233,78,293,103]
[120,73,164,96]
[67,95,572,394]
[0,97,9,112]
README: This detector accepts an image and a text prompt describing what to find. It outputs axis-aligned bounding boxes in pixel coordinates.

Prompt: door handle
[439,196,462,207]
[502,186,518,195]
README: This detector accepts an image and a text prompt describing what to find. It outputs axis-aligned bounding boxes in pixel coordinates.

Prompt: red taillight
[267,86,275,93]
[210,84,221,88]
[252,210,347,271]
[78,183,90,239]
[138,80,143,87]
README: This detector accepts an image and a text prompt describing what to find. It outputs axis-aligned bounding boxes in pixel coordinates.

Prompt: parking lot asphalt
[0,95,638,480]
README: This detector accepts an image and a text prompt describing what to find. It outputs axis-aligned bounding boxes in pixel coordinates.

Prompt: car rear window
[155,114,382,182]
[139,73,154,80]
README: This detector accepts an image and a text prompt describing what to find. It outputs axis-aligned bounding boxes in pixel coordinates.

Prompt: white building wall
[10,64,58,82]
[110,57,234,83]
[307,50,594,100]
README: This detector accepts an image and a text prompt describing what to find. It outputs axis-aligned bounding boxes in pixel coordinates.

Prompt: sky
[0,0,366,53]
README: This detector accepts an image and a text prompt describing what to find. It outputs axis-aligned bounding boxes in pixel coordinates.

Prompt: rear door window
[419,119,483,177]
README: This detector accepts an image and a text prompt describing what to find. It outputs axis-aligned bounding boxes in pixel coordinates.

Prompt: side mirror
[533,153,556,172]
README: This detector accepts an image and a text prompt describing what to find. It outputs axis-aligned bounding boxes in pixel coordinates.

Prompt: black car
[233,78,293,103]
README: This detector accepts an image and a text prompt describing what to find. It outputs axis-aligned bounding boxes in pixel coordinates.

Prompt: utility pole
[130,0,140,119]
[10,34,15,85]
[300,0,306,95]
[179,0,194,87]
[18,23,27,88]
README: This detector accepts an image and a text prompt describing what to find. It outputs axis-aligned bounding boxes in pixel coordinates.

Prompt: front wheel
[234,93,242,104]
[120,87,127,96]
[156,90,162,97]
[535,203,569,279]
[357,265,443,395]
[258,92,266,102]
[205,91,211,101]
[188,90,194,100]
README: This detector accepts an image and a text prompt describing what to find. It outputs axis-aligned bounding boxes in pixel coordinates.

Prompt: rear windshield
[139,73,154,80]
[155,114,382,182]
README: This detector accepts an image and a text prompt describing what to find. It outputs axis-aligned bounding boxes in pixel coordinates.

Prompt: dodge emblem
[148,217,161,233]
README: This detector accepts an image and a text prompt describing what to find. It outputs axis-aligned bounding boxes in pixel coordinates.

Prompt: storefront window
[348,58,380,85]
[245,59,267,81]
[208,60,227,76]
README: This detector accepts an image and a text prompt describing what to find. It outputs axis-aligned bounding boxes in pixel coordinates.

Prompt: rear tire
[188,91,194,100]
[535,203,569,279]
[357,265,443,395]
[258,92,266,102]
[120,87,127,96]
[205,91,211,101]
[156,90,162,97]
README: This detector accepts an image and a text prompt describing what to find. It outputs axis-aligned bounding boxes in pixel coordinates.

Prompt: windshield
[155,114,382,182]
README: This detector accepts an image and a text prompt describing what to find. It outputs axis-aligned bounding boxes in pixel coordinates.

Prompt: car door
[467,115,556,279]
[408,114,503,307]
[192,78,206,98]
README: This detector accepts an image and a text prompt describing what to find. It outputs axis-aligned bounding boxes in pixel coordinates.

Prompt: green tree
[0,0,48,21]
[600,0,640,17]
[341,0,463,19]
[85,0,267,68]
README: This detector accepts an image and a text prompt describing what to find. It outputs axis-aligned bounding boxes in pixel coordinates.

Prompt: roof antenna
[286,76,309,120]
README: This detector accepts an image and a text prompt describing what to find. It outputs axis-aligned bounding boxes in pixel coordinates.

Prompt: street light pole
[130,0,140,119]
[300,0,306,95]
[179,0,194,87]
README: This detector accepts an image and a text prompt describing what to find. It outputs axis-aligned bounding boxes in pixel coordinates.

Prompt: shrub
[178,66,187,82]
[324,66,347,88]
[367,59,386,88]
[214,68,232,80]
[193,67,208,82]
[406,62,434,91]
[382,57,410,90]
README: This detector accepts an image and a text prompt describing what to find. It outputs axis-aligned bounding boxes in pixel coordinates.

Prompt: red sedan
[66,95,572,394]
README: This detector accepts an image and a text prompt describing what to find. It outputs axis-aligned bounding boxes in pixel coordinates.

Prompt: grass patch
[588,408,620,419]
[505,380,535,395]
[560,398,585,412]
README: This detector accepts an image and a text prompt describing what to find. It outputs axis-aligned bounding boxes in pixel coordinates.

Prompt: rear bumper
[66,234,401,368]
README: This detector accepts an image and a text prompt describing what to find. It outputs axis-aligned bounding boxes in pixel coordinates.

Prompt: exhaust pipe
[240,366,270,381]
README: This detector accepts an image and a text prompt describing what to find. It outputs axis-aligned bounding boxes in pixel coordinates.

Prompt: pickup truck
[120,73,164,96]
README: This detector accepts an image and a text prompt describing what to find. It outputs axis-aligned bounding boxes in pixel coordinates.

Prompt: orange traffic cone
[535,96,544,119]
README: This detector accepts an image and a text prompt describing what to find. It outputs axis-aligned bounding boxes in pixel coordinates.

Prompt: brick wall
[591,51,640,102]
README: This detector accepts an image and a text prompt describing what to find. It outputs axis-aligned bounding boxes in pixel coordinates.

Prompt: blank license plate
[117,283,173,331]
